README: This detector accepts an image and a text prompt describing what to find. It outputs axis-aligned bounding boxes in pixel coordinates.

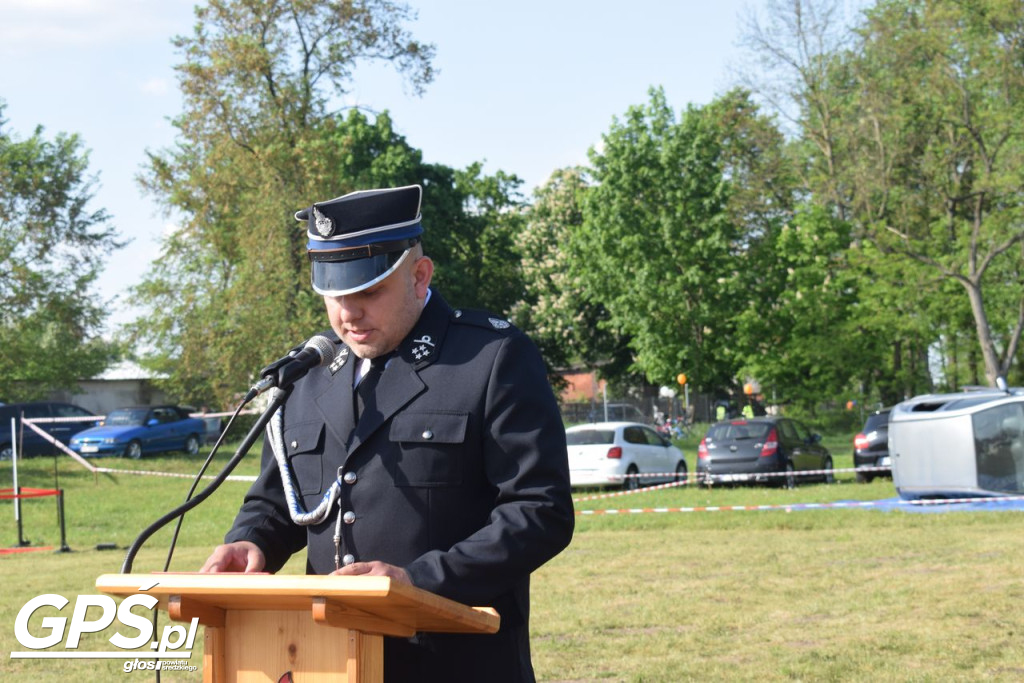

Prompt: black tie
[354,355,390,422]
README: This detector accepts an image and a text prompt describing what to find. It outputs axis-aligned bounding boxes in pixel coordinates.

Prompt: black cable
[120,386,289,574]
[161,402,248,572]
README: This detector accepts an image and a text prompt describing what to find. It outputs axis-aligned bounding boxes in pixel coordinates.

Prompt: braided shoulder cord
[266,405,343,526]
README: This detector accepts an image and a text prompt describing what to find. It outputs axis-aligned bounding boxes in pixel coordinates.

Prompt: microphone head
[304,335,337,366]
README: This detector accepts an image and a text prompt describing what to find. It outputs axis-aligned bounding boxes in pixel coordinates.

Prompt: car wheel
[0,443,11,461]
[823,456,834,484]
[856,470,874,484]
[781,461,796,489]
[623,465,640,491]
[183,434,200,456]
[125,440,143,460]
[674,460,688,484]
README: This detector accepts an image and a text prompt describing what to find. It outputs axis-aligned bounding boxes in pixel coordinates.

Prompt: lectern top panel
[96,573,500,635]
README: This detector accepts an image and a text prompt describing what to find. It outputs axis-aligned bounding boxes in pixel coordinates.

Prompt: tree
[736,205,864,410]
[0,102,121,400]
[846,0,1024,386]
[577,88,755,394]
[743,0,1024,389]
[511,167,631,383]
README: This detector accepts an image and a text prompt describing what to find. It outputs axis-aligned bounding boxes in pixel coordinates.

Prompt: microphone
[244,335,336,402]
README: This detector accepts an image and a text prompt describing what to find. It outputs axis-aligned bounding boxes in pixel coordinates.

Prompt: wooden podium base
[97,573,499,683]
[204,609,379,682]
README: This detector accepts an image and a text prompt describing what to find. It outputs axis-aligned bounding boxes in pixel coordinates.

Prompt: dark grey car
[853,409,892,483]
[697,417,834,487]
[0,402,97,460]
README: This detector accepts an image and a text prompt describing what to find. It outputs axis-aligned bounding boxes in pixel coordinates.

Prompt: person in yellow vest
[741,401,754,418]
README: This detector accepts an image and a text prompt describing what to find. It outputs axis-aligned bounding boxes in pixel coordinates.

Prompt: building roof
[92,361,168,381]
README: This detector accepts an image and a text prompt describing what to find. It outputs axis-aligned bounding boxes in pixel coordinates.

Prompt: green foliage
[737,205,863,410]
[821,0,1024,385]
[572,88,800,395]
[511,167,629,379]
[0,103,122,401]
[578,89,740,393]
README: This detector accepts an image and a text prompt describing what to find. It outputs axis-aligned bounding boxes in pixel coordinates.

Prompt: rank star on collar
[330,346,350,374]
[409,335,435,361]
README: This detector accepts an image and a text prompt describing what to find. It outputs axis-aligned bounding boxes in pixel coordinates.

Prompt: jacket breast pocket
[389,412,468,487]
[283,421,325,495]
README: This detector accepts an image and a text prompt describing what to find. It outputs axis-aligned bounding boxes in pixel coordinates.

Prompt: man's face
[323,250,434,359]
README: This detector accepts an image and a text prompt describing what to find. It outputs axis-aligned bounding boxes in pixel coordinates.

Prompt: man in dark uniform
[201,185,575,682]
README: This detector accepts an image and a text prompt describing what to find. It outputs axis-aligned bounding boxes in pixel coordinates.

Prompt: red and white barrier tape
[93,466,256,482]
[21,420,98,471]
[610,465,890,482]
[572,466,894,503]
[576,494,1024,516]
[25,410,251,424]
[18,420,256,481]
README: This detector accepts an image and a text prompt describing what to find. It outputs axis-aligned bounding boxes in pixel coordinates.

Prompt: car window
[566,429,615,446]
[777,420,799,442]
[707,422,769,441]
[52,404,92,418]
[973,403,1024,493]
[640,426,667,447]
[623,427,647,445]
[154,408,177,424]
[791,420,812,442]
[864,412,889,432]
[107,408,148,426]
[22,404,50,419]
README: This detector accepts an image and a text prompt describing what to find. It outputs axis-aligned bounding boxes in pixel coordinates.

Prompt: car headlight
[103,438,119,444]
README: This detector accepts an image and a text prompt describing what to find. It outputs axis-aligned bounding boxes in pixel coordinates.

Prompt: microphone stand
[120,387,291,574]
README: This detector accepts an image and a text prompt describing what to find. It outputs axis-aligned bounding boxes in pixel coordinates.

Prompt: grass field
[2,434,1024,682]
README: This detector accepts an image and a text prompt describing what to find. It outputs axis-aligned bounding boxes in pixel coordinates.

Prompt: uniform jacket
[225,290,575,682]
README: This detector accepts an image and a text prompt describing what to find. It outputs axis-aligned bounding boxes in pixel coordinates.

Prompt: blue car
[69,405,206,459]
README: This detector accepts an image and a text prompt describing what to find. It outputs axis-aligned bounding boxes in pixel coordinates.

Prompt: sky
[0,0,776,329]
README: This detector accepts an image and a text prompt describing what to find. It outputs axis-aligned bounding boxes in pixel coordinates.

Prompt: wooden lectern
[96,573,500,683]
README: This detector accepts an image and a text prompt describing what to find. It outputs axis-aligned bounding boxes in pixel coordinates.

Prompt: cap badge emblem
[489,317,511,330]
[410,335,435,361]
[330,346,350,374]
[313,206,334,237]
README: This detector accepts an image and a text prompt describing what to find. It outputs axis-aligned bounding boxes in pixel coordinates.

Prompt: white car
[890,385,1024,499]
[565,421,688,490]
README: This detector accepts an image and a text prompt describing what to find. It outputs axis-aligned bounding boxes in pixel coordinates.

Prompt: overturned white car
[889,384,1024,499]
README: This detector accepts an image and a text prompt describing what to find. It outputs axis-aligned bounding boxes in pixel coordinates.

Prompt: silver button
[290,440,298,449]
[422,430,434,440]
[343,471,357,485]
[342,511,356,524]
[342,554,355,566]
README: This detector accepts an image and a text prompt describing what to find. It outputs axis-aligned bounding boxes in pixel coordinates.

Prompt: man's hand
[200,541,266,573]
[330,561,411,584]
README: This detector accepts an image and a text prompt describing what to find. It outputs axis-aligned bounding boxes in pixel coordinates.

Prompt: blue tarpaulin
[858,497,1024,513]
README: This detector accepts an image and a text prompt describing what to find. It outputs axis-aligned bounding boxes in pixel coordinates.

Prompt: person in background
[201,185,575,682]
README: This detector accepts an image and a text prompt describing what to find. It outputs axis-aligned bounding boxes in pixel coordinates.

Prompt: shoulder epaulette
[450,308,517,334]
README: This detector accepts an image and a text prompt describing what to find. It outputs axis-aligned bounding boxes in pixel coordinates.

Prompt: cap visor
[311,249,411,296]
